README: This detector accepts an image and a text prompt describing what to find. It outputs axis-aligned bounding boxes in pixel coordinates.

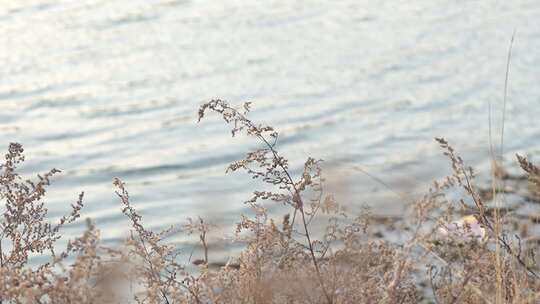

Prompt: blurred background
[1,1,539,260]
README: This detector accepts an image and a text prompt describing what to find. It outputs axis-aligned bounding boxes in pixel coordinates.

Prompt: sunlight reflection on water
[1,1,539,259]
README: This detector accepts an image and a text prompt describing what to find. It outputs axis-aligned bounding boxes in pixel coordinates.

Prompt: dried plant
[517,155,540,188]
[198,100,418,303]
[1,102,540,303]
[414,138,540,303]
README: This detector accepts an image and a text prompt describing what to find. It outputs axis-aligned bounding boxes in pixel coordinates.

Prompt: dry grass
[0,100,539,303]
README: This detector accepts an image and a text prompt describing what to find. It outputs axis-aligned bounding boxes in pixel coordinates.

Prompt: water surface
[1,1,539,258]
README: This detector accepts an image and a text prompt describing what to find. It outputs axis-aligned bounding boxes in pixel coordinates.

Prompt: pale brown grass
[0,101,539,303]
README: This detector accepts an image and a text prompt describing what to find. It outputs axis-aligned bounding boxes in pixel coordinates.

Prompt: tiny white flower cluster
[438,215,486,242]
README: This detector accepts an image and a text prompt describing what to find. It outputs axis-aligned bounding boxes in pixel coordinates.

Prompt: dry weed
[0,102,539,303]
